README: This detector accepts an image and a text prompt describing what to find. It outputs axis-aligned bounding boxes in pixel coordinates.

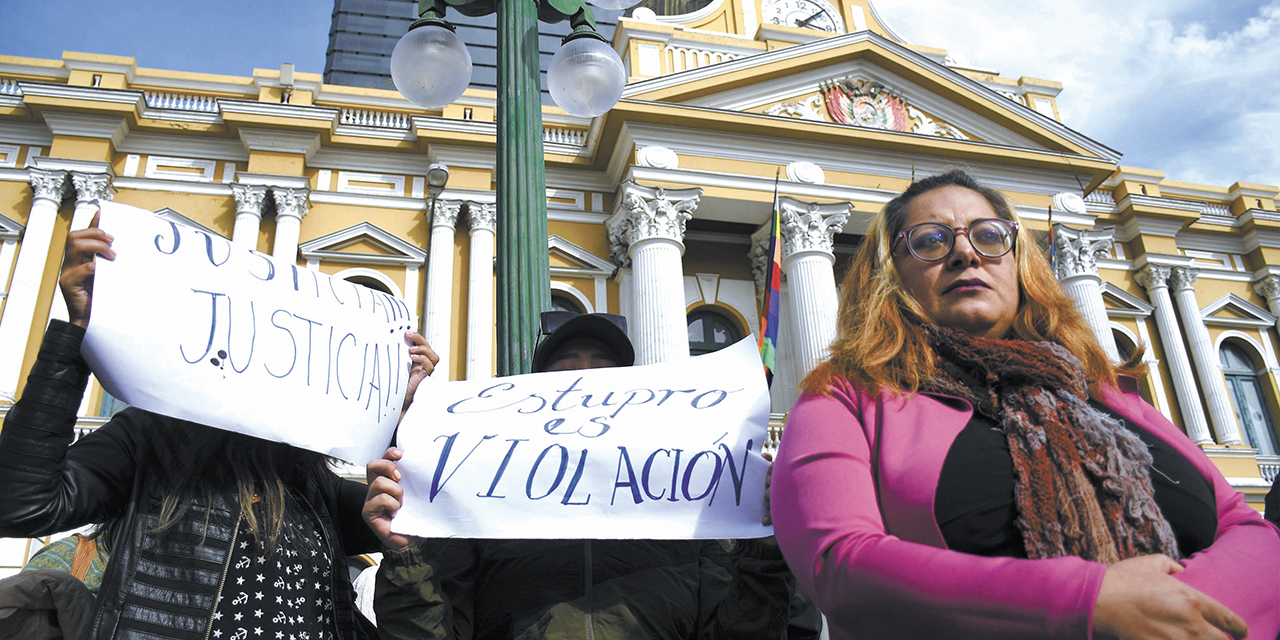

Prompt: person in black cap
[364,310,820,640]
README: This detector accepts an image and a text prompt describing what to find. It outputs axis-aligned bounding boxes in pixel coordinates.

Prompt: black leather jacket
[0,321,380,640]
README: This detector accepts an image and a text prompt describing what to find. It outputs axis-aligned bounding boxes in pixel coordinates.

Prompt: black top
[935,400,1218,558]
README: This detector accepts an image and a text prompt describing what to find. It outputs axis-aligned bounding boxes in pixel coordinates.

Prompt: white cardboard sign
[82,201,416,464]
[392,337,773,539]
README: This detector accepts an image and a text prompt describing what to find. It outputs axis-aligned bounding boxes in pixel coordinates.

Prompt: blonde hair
[804,170,1143,396]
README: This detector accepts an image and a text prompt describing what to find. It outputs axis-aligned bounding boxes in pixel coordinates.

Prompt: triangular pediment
[299,222,427,266]
[620,30,1117,162]
[548,235,614,276]
[154,208,226,240]
[1101,283,1154,319]
[0,212,22,239]
[1201,294,1276,328]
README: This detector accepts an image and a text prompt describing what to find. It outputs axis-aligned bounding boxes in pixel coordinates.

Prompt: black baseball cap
[532,311,635,373]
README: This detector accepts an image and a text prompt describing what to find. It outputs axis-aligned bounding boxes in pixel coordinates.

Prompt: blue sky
[2,0,1276,189]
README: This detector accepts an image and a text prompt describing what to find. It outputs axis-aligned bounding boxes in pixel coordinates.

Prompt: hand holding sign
[58,214,116,328]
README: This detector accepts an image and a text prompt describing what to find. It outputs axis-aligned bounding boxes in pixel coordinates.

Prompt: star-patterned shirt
[211,512,335,640]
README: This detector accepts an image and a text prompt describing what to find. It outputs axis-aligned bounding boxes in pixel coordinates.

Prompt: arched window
[345,275,392,295]
[551,293,585,314]
[1220,342,1279,455]
[688,309,740,356]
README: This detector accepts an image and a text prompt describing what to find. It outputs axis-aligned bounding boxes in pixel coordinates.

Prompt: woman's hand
[401,331,440,414]
[1094,554,1249,640]
[758,451,777,546]
[58,214,115,329]
[363,447,423,551]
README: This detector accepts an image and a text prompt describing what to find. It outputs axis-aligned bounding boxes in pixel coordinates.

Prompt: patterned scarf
[921,326,1181,564]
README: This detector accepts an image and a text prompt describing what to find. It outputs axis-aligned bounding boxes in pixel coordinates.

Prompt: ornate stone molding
[28,168,67,203]
[231,184,269,217]
[1169,266,1199,293]
[786,161,825,185]
[70,172,114,204]
[636,146,678,169]
[467,202,496,232]
[1253,275,1280,303]
[1053,225,1114,280]
[779,198,849,260]
[606,181,701,267]
[271,187,310,221]
[1135,264,1172,291]
[430,200,462,229]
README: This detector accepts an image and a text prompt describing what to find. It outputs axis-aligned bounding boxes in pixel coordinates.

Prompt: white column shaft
[233,213,263,250]
[1173,286,1244,444]
[466,227,496,380]
[1148,285,1214,443]
[424,225,456,376]
[0,197,62,401]
[770,283,800,413]
[630,238,689,365]
[1060,274,1120,361]
[783,251,839,380]
[272,214,303,262]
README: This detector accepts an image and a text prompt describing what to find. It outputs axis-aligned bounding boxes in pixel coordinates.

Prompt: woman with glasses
[770,170,1279,640]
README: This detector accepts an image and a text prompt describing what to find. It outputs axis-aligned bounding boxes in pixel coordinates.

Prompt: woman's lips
[944,279,988,294]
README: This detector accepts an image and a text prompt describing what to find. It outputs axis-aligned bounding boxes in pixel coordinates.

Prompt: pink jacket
[772,375,1280,640]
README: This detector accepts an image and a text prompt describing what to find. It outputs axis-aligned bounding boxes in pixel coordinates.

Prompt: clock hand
[795,9,827,28]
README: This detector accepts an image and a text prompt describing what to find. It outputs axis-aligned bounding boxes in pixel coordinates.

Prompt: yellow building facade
[1,0,1277,572]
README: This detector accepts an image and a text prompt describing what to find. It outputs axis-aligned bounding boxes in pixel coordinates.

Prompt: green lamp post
[392,0,633,375]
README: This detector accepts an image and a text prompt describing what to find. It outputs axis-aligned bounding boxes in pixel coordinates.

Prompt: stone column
[1253,275,1280,337]
[0,169,67,402]
[1054,225,1120,361]
[1135,265,1213,444]
[231,184,269,250]
[1170,267,1244,445]
[466,202,496,380]
[271,187,309,261]
[423,200,462,378]
[606,182,702,365]
[779,199,848,380]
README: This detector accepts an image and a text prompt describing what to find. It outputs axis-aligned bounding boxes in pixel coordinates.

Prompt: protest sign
[392,337,772,540]
[81,200,416,464]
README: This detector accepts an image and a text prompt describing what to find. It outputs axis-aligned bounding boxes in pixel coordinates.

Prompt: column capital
[1053,224,1113,280]
[606,181,702,267]
[467,202,496,233]
[231,183,269,217]
[69,172,114,204]
[431,200,463,229]
[28,168,67,203]
[1169,266,1200,293]
[271,187,310,221]
[1253,275,1280,303]
[779,197,849,261]
[1135,264,1172,291]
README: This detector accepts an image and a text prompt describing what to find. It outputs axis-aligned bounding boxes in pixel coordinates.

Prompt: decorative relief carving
[607,182,701,267]
[786,161,825,185]
[467,202,496,232]
[1135,264,1172,291]
[779,199,849,259]
[271,187,310,221]
[70,172,114,204]
[764,95,824,122]
[28,169,67,202]
[1053,225,1114,280]
[431,200,462,228]
[822,79,969,140]
[636,146,679,169]
[1169,266,1199,292]
[231,184,269,215]
[1253,275,1280,302]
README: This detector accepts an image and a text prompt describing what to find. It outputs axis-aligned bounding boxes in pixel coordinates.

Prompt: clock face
[760,0,845,33]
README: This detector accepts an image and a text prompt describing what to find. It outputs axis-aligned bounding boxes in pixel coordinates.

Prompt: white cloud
[870,0,1280,187]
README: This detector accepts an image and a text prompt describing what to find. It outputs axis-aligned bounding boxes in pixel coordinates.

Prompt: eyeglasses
[539,310,628,336]
[893,218,1019,262]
